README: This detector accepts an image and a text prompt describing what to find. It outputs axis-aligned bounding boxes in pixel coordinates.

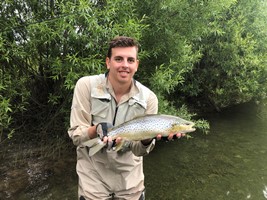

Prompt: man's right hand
[96,122,113,139]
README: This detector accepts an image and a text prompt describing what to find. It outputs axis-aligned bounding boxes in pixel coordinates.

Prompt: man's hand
[156,133,186,141]
[96,122,113,139]
[96,123,130,151]
[95,122,117,150]
[140,133,185,146]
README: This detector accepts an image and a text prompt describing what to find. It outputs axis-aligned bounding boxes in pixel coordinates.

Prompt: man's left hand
[156,133,186,141]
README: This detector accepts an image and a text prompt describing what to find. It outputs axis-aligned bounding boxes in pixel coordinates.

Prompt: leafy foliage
[0,0,266,142]
[180,0,267,111]
[0,0,145,141]
[136,0,267,112]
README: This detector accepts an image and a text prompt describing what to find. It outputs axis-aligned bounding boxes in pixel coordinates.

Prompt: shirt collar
[104,75,140,102]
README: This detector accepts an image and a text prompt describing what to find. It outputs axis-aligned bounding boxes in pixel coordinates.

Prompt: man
[68,36,181,200]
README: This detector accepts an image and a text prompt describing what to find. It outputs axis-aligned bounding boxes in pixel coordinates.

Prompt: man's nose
[121,59,129,67]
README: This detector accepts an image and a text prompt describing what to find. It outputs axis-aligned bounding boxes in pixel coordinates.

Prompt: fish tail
[88,142,106,156]
[82,138,106,156]
[82,137,101,147]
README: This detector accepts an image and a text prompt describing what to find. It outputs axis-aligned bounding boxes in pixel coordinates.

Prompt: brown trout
[83,114,196,156]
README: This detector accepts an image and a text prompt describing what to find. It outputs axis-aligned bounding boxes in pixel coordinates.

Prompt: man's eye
[128,59,135,63]
[115,58,122,62]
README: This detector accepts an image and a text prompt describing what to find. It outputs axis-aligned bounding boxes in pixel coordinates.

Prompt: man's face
[106,46,139,84]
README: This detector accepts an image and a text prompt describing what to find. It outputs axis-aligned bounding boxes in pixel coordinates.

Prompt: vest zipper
[112,106,118,126]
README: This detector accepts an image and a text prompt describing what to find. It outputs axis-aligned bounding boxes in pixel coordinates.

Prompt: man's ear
[106,57,110,69]
[136,59,139,72]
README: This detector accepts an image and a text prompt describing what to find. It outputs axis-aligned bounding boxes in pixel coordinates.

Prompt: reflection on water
[0,102,266,199]
[263,186,267,199]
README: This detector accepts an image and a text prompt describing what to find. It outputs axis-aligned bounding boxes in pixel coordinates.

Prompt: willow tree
[135,0,237,112]
[136,0,267,112]
[0,0,146,141]
[184,0,267,111]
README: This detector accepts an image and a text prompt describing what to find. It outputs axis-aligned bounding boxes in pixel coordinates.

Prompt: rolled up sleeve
[68,77,93,146]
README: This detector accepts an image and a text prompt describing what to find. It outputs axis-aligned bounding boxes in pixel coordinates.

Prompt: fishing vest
[89,74,150,126]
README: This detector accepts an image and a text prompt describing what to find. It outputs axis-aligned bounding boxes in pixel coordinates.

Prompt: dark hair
[107,36,139,58]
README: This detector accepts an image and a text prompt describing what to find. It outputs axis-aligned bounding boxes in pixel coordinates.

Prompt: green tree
[135,0,234,111]
[5,0,266,142]
[0,0,146,141]
[136,0,267,112]
[181,0,267,111]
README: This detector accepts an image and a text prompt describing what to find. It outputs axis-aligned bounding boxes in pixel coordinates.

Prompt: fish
[83,114,196,156]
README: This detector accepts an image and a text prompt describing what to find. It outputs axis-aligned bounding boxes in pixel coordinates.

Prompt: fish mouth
[181,123,196,133]
[172,123,196,133]
[184,127,196,133]
[188,127,196,132]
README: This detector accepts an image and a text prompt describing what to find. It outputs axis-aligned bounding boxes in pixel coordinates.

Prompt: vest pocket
[91,98,110,119]
[126,99,146,119]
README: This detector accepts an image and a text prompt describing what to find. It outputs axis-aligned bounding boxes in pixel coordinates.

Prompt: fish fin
[114,140,131,152]
[82,138,101,147]
[88,142,106,156]
[114,141,124,152]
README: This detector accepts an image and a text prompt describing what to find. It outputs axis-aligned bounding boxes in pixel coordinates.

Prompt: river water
[1,102,266,200]
[144,102,267,200]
